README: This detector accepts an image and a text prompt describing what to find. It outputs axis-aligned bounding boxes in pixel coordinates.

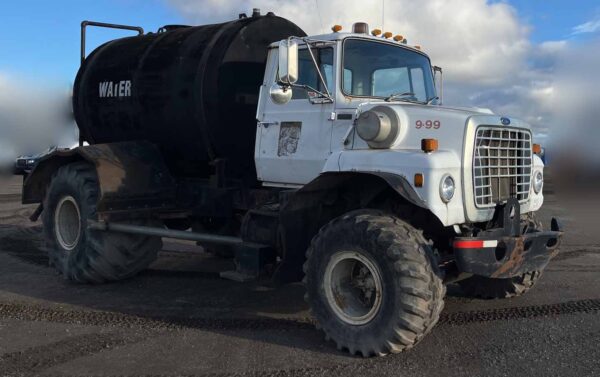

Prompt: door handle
[258,121,279,128]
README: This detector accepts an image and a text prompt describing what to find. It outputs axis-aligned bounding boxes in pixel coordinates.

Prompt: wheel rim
[54,196,82,251]
[324,251,383,325]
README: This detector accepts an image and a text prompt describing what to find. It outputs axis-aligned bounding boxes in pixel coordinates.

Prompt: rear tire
[42,162,162,283]
[303,210,445,357]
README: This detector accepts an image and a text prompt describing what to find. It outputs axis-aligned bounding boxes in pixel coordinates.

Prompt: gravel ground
[0,174,598,377]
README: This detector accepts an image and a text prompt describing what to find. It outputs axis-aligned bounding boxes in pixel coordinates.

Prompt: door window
[291,47,334,100]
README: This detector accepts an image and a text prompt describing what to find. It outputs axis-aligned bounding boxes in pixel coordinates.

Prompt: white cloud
[572,18,600,35]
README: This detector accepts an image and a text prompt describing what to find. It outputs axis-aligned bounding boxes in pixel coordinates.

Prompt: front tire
[42,162,162,283]
[303,210,445,357]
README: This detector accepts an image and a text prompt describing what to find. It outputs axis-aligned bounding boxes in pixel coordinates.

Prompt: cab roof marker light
[371,28,382,36]
[331,25,342,32]
[393,35,404,42]
[352,22,369,34]
[383,32,393,39]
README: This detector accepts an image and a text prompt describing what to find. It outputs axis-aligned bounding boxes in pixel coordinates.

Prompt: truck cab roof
[269,31,429,58]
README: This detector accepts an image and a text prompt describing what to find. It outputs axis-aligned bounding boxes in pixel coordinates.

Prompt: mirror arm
[433,65,443,105]
[291,83,333,103]
[301,37,333,102]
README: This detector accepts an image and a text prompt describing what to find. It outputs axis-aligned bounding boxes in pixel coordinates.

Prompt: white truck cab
[256,24,544,227]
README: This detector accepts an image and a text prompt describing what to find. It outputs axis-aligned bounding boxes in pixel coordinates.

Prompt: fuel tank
[73,13,305,182]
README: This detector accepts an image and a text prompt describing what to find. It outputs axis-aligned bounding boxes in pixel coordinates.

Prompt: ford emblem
[500,117,511,125]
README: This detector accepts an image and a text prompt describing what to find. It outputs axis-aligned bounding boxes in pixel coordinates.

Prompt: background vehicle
[14,143,82,176]
[22,11,562,357]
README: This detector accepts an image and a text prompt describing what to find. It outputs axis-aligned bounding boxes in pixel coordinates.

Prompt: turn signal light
[371,28,382,36]
[383,32,393,39]
[532,144,542,154]
[393,34,404,42]
[421,138,439,153]
[332,25,342,32]
[414,173,424,187]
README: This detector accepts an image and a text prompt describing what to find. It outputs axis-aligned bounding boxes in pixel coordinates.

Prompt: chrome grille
[473,127,532,208]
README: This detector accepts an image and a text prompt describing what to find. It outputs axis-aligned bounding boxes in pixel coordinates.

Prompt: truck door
[256,47,335,186]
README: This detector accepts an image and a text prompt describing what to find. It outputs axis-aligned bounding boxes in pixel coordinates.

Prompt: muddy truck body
[23,11,563,356]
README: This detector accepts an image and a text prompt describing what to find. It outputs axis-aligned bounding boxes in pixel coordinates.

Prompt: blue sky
[506,0,599,43]
[1,0,598,85]
[0,0,184,84]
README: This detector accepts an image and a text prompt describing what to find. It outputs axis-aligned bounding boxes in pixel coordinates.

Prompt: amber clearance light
[414,173,424,187]
[331,25,342,32]
[532,144,542,155]
[421,139,439,153]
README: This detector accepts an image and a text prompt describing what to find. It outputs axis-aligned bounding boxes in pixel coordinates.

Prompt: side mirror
[269,83,292,105]
[278,39,298,85]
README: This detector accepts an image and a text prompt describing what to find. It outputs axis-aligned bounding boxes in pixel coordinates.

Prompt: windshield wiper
[385,92,415,102]
[426,96,439,105]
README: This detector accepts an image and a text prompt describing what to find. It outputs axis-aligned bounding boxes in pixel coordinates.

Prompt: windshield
[342,39,436,102]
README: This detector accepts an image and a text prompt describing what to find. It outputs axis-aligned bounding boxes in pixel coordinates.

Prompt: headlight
[440,175,455,203]
[533,171,543,194]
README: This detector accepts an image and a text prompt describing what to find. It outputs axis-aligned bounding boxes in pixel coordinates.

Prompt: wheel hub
[54,196,82,251]
[324,251,383,325]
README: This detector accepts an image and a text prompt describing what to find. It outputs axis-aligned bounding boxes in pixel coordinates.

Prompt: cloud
[572,18,600,35]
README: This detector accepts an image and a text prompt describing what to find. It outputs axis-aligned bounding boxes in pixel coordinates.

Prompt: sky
[1,0,599,156]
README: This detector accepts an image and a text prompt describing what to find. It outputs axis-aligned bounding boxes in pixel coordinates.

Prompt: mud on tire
[42,162,162,283]
[303,210,445,357]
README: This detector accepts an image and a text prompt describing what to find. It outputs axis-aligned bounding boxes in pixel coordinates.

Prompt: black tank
[73,14,305,182]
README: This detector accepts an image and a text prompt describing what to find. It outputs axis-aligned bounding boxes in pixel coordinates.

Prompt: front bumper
[453,199,563,279]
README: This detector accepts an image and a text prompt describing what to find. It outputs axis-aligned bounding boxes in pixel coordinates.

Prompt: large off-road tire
[303,210,445,357]
[42,162,162,283]
[458,213,543,299]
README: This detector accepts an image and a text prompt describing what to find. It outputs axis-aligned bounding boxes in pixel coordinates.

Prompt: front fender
[323,149,466,226]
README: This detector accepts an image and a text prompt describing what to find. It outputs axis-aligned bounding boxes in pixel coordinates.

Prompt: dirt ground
[0,174,598,377]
